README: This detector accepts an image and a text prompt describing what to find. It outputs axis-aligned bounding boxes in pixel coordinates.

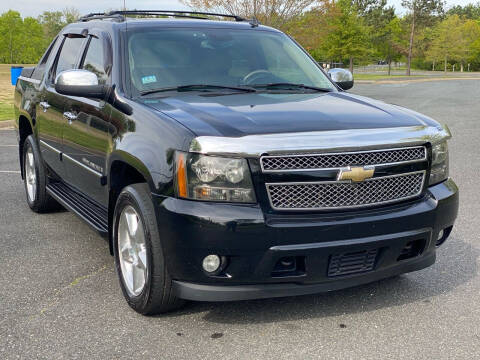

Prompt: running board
[46,181,108,236]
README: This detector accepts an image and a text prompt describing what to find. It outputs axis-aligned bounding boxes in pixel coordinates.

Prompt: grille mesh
[267,172,425,210]
[261,147,426,171]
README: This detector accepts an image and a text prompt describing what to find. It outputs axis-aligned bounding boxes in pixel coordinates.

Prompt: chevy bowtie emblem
[338,166,375,182]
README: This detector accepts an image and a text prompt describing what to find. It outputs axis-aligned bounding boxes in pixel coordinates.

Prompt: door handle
[63,111,78,124]
[39,101,50,112]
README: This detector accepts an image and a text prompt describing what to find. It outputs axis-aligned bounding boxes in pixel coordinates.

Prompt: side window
[82,36,109,84]
[53,36,85,80]
[32,36,60,81]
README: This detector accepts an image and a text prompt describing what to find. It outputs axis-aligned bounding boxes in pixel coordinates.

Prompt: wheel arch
[107,152,156,255]
[18,115,34,179]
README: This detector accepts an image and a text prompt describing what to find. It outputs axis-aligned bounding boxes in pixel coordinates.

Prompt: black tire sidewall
[23,136,46,211]
[113,185,159,313]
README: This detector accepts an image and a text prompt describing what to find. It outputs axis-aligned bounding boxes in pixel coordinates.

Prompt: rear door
[62,32,114,206]
[37,34,87,178]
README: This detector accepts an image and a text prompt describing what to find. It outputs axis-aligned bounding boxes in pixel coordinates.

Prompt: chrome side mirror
[55,69,132,115]
[328,68,354,90]
[55,69,107,99]
[55,69,99,86]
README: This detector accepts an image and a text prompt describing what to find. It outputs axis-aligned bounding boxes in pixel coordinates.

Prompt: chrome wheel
[118,205,147,296]
[25,146,37,202]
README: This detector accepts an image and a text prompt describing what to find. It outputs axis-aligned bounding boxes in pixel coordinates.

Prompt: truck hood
[142,91,438,137]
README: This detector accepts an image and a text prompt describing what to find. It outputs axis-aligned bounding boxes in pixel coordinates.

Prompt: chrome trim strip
[62,154,103,177]
[189,125,451,158]
[259,145,427,173]
[265,170,426,211]
[39,140,61,154]
[18,76,41,85]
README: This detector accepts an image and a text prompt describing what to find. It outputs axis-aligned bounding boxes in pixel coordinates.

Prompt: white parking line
[0,170,21,174]
[0,145,17,147]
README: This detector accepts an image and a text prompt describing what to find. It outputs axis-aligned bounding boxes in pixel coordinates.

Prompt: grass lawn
[0,103,13,121]
[0,63,34,121]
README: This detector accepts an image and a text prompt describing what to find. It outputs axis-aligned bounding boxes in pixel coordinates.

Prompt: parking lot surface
[1,80,479,359]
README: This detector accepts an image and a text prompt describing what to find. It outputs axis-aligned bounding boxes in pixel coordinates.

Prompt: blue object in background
[11,66,23,85]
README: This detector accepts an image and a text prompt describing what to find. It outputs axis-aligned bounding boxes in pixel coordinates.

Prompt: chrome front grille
[266,171,425,210]
[261,146,426,172]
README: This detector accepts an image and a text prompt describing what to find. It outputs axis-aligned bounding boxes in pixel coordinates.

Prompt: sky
[0,0,477,18]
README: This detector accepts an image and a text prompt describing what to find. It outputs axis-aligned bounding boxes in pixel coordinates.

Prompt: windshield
[127,28,336,93]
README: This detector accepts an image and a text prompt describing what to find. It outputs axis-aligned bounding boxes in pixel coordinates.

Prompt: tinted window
[54,36,85,79]
[32,37,60,80]
[127,29,335,92]
[82,36,109,84]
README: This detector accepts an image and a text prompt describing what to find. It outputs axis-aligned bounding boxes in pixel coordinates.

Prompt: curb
[0,120,14,130]
[356,77,480,84]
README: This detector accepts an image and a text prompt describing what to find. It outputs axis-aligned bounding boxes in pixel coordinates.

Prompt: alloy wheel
[118,205,148,296]
[25,147,37,202]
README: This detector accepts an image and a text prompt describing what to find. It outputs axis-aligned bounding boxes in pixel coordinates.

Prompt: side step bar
[46,181,108,237]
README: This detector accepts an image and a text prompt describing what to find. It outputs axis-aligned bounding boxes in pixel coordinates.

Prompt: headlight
[429,141,449,185]
[175,152,256,203]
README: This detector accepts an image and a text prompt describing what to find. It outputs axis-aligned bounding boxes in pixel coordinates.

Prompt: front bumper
[153,178,458,301]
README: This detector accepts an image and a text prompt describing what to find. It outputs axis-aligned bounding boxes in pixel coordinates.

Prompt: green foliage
[38,8,80,44]
[321,0,370,71]
[0,8,79,64]
[0,11,25,63]
[447,3,480,19]
[426,14,480,71]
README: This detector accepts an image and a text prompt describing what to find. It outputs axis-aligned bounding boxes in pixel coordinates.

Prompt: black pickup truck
[13,10,458,315]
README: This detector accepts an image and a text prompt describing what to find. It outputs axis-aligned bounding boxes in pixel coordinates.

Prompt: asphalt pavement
[1,80,479,359]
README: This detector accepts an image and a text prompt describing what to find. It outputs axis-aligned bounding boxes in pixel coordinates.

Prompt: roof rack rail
[79,10,247,23]
[79,13,125,22]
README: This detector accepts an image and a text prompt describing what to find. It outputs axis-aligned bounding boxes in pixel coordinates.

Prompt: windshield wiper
[251,83,332,92]
[141,84,256,96]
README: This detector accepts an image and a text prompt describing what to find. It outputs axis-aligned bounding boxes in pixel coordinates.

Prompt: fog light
[202,255,221,273]
[437,230,444,241]
[436,226,453,247]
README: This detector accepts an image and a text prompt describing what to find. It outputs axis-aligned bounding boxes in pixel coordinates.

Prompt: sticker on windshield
[142,75,157,84]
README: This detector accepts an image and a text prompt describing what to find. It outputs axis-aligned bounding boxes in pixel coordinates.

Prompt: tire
[113,183,185,315]
[22,135,58,213]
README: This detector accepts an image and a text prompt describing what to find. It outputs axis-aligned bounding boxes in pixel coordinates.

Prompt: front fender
[107,99,195,196]
[108,149,158,192]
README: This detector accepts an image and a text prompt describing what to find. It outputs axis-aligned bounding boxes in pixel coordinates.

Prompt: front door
[37,34,86,178]
[62,34,114,206]
[37,86,67,177]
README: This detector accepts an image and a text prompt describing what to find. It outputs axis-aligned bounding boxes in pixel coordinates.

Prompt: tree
[354,0,395,27]
[38,8,79,45]
[321,0,370,73]
[0,11,23,63]
[19,17,45,63]
[180,0,317,27]
[426,15,480,72]
[38,11,64,43]
[376,17,405,74]
[446,3,480,20]
[63,7,81,24]
[282,1,339,58]
[0,11,46,64]
[401,0,444,75]
[425,15,461,72]
[456,18,480,71]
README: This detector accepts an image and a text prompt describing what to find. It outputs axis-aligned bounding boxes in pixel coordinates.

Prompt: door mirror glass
[328,68,354,90]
